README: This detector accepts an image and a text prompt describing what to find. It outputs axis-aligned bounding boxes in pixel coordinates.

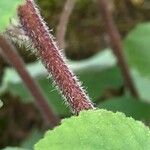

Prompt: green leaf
[80,66,123,100]
[35,109,150,150]
[99,96,150,120]
[123,22,150,102]
[0,0,25,32]
[124,22,150,77]
[1,50,123,116]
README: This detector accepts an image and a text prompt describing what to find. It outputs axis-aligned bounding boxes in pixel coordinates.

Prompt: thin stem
[0,35,60,127]
[56,0,76,49]
[97,0,139,98]
[18,0,94,114]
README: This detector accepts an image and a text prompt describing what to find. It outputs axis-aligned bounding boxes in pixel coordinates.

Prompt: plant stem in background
[0,35,59,127]
[97,0,139,98]
[18,0,94,115]
[56,0,76,49]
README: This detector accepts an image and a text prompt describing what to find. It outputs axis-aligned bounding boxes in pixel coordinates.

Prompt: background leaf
[124,22,150,77]
[35,109,150,150]
[123,22,150,102]
[0,0,24,32]
[99,96,150,120]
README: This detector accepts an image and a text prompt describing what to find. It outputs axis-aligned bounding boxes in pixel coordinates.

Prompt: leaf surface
[35,109,150,150]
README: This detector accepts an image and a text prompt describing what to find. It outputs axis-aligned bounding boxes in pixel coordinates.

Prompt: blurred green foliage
[0,0,24,32]
[100,96,150,120]
[124,23,150,77]
[124,22,150,102]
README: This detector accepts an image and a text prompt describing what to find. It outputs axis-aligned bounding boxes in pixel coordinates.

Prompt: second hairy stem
[18,0,94,114]
[98,0,138,98]
[0,35,59,127]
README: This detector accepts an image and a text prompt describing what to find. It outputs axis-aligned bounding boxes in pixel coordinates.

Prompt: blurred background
[0,0,150,149]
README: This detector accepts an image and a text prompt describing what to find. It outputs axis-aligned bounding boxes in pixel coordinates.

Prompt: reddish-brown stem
[56,0,76,49]
[18,0,94,114]
[97,0,139,98]
[0,35,59,127]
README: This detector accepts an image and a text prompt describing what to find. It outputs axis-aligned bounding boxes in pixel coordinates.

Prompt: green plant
[0,0,150,150]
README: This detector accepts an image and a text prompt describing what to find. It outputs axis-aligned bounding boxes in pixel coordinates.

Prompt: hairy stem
[56,0,76,49]
[97,0,138,98]
[0,35,59,127]
[18,0,94,114]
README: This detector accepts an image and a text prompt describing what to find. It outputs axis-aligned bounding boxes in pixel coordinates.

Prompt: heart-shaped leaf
[35,109,150,150]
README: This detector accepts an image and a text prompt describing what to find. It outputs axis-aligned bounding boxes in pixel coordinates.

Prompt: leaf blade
[35,110,150,150]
